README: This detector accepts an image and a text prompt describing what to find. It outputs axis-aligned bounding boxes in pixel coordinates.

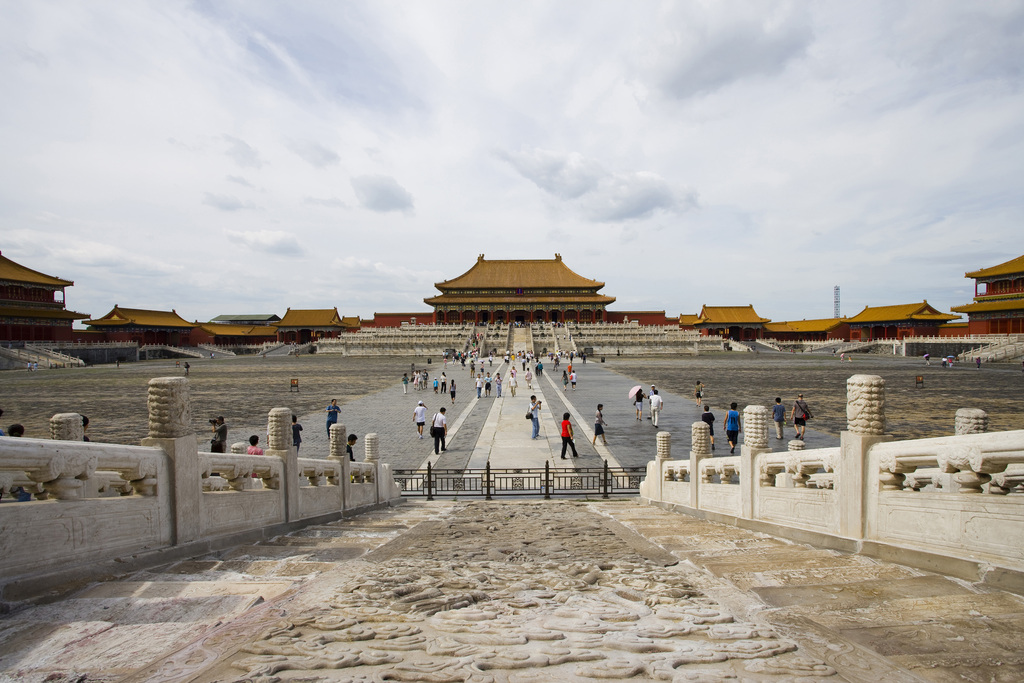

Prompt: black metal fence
[393,461,645,499]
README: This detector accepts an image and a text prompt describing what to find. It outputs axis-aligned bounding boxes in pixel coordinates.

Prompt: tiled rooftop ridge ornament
[846,374,885,435]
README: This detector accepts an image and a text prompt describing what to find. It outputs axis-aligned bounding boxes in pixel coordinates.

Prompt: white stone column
[266,407,297,522]
[840,374,891,539]
[365,433,382,504]
[741,405,771,519]
[327,422,348,512]
[690,421,710,509]
[955,409,988,435]
[141,377,199,544]
[50,413,85,441]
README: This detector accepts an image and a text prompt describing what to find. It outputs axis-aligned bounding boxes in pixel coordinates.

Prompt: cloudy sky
[2,1,1022,324]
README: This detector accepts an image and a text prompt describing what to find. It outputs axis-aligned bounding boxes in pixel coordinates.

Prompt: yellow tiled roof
[340,316,361,328]
[86,306,195,328]
[678,314,700,325]
[965,254,1024,279]
[0,305,89,320]
[846,302,958,324]
[774,318,846,333]
[195,323,278,337]
[424,294,616,305]
[277,308,344,328]
[696,305,771,325]
[951,300,1024,313]
[435,254,605,290]
[0,251,74,287]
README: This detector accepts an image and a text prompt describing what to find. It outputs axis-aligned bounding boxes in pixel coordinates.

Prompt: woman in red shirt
[560,412,579,459]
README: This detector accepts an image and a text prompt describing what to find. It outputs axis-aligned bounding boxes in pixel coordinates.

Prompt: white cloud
[223,135,264,169]
[350,175,415,214]
[202,193,257,211]
[287,139,341,168]
[225,230,303,256]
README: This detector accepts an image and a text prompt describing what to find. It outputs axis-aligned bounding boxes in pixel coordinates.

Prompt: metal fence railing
[393,461,645,499]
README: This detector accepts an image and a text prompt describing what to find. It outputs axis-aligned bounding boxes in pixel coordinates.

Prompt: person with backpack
[791,393,813,440]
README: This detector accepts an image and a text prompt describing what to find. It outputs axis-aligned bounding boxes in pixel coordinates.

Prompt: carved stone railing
[0,376,403,599]
[641,373,1024,580]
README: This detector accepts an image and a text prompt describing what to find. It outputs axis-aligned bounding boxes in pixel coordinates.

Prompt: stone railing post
[741,405,771,519]
[690,421,711,509]
[141,377,199,544]
[648,431,671,501]
[365,433,382,504]
[955,409,988,435]
[266,407,297,522]
[50,413,85,441]
[840,374,892,539]
[328,422,348,512]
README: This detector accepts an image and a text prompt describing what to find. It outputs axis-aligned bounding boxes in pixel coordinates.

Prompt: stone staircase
[512,325,533,355]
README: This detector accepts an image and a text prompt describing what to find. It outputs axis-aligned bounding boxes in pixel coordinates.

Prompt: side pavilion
[424,254,616,324]
[951,254,1024,335]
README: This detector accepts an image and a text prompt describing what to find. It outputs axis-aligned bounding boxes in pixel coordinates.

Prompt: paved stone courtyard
[2,354,1022,681]
[2,499,1022,682]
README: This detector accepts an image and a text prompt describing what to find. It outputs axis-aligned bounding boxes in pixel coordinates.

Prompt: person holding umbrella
[629,385,644,421]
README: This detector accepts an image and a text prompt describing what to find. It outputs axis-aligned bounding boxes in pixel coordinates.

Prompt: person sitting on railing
[246,435,264,455]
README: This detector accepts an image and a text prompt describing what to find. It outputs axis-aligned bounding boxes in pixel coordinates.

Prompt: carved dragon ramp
[188,500,842,683]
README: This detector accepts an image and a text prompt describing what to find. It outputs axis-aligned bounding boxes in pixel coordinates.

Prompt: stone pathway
[290,359,838,471]
[2,500,1021,682]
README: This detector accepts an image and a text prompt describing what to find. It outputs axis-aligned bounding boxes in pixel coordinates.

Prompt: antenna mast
[834,285,841,318]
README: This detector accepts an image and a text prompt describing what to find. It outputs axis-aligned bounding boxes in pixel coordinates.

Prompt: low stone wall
[641,374,1024,589]
[0,378,402,602]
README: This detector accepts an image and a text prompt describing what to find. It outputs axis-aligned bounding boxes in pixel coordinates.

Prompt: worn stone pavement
[1,361,1020,682]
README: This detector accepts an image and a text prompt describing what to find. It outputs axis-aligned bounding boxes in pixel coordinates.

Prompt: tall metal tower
[834,285,841,318]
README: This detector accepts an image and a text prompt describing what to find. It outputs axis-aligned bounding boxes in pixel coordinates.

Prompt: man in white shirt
[413,401,427,438]
[431,407,448,454]
[649,389,664,427]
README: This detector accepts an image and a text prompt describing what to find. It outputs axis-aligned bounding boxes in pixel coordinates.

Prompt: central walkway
[2,499,1020,681]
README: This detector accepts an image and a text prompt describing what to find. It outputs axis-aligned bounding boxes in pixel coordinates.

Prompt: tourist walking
[508,371,517,397]
[648,386,657,421]
[693,381,704,406]
[701,405,716,451]
[485,373,492,397]
[402,373,409,393]
[449,379,457,404]
[569,370,577,391]
[440,372,447,393]
[535,360,543,376]
[634,390,645,421]
[431,407,448,455]
[495,373,502,397]
[413,401,427,438]
[649,389,664,427]
[562,370,569,392]
[476,374,483,398]
[772,397,785,440]
[791,394,812,440]
[593,404,607,446]
[725,402,741,454]
[560,412,579,459]
[326,399,341,437]
[529,396,542,439]
[292,414,303,452]
[525,369,533,389]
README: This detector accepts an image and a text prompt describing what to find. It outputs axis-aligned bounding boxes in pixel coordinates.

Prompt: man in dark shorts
[724,402,741,454]
[701,405,715,451]
[791,393,812,440]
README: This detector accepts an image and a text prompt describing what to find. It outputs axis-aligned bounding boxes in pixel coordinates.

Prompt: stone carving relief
[743,405,769,450]
[146,377,192,439]
[954,408,988,435]
[846,374,885,435]
[656,431,671,461]
[691,421,710,456]
[267,407,291,451]
[217,503,819,682]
